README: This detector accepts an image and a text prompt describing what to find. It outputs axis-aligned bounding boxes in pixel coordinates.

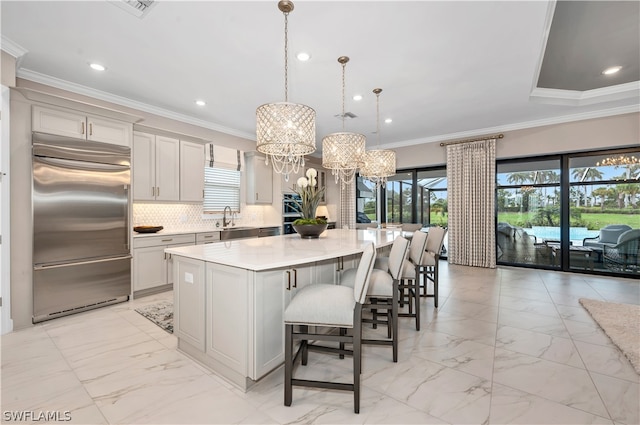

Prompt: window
[203,166,241,213]
[356,176,376,224]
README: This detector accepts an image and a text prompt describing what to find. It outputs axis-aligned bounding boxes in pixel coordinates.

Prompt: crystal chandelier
[256,0,316,182]
[322,56,366,187]
[360,88,396,188]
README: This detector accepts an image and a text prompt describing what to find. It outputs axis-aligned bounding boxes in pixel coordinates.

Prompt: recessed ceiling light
[602,66,622,75]
[195,100,206,106]
[89,63,106,71]
[352,94,363,101]
[296,52,310,61]
[385,118,393,124]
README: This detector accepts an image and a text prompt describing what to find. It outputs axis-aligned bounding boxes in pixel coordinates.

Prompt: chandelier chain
[341,61,346,131]
[283,11,289,102]
[376,90,380,146]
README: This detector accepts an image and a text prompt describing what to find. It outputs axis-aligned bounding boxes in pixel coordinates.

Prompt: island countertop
[165,228,401,271]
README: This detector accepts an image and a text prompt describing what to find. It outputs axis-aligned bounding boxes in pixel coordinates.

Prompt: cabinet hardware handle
[81,122,85,135]
[161,239,173,242]
[256,192,259,201]
[286,270,291,290]
[89,122,93,136]
[156,187,159,197]
[293,268,297,288]
[164,252,167,260]
[204,235,213,238]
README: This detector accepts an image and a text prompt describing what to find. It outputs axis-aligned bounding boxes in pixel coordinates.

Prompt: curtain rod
[440,133,504,147]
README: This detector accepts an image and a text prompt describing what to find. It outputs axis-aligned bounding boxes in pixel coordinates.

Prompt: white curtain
[446,139,496,268]
[340,181,356,229]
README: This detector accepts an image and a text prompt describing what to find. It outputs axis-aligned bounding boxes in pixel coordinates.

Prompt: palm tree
[507,172,533,185]
[592,187,609,210]
[571,167,604,205]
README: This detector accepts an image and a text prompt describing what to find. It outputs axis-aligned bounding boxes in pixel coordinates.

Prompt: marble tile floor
[2,264,639,424]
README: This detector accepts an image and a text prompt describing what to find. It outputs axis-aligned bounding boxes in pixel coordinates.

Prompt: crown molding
[385,104,640,149]
[1,36,28,58]
[530,81,640,106]
[17,68,256,141]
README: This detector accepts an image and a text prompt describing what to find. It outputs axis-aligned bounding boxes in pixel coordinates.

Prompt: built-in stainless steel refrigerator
[32,132,131,323]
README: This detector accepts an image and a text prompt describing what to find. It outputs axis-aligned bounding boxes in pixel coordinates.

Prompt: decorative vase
[292,223,328,239]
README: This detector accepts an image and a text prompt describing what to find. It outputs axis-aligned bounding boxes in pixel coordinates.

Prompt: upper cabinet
[245,152,273,204]
[32,105,132,147]
[280,166,305,194]
[311,167,327,204]
[133,132,180,201]
[180,141,205,202]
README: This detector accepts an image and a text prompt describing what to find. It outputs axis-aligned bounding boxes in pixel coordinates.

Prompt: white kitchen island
[165,228,400,391]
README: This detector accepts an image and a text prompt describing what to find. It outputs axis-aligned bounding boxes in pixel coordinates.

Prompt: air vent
[110,0,156,18]
[334,112,357,119]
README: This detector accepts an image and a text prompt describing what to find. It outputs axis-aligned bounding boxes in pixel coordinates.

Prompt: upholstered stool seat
[284,284,355,327]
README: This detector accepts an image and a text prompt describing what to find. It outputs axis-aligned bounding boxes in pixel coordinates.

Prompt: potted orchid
[291,168,327,238]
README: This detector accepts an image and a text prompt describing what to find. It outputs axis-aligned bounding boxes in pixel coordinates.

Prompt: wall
[1,51,16,87]
[394,112,640,169]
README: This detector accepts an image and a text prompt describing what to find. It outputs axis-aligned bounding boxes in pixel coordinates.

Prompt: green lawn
[498,211,639,230]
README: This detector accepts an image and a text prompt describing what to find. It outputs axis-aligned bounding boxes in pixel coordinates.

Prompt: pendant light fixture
[360,88,396,188]
[322,56,366,187]
[256,0,316,182]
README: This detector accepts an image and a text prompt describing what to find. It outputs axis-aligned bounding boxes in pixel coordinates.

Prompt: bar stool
[419,226,447,307]
[284,242,376,414]
[397,230,429,330]
[340,236,410,362]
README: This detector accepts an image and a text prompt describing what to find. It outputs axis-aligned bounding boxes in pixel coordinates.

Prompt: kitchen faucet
[223,206,232,227]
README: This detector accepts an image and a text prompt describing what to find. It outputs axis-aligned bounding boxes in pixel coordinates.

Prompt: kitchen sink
[220,226,260,240]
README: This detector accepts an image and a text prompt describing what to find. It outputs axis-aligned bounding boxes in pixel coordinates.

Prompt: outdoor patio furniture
[583,224,632,250]
[602,229,640,273]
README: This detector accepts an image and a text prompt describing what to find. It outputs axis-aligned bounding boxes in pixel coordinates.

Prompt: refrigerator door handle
[34,255,133,270]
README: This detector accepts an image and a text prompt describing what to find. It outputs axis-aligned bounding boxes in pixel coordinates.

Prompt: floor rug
[135,300,173,334]
[579,298,640,374]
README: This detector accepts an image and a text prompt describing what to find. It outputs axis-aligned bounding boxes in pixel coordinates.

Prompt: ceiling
[2,1,638,154]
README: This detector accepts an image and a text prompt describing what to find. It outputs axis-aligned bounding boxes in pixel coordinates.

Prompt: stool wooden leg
[284,324,293,407]
[353,306,362,414]
[392,280,399,362]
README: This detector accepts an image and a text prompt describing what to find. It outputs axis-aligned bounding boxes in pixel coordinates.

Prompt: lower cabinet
[253,263,313,378]
[173,256,205,350]
[205,263,249,375]
[132,234,195,296]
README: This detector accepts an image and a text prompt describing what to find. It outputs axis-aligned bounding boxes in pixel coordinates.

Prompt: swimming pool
[525,226,599,243]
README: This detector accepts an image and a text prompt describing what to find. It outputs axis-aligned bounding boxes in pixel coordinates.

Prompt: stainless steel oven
[283,194,302,234]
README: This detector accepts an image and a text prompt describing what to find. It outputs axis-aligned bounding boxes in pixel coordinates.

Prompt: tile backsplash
[133,203,268,230]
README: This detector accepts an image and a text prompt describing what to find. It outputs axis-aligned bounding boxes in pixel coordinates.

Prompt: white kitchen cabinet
[32,105,132,146]
[206,263,249,376]
[132,233,195,296]
[245,152,273,204]
[307,167,327,204]
[180,141,205,202]
[174,256,206,351]
[132,131,180,201]
[280,165,304,194]
[254,263,313,378]
[196,232,220,244]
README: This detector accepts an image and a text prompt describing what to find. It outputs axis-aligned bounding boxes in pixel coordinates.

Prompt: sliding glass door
[569,152,639,274]
[496,158,561,268]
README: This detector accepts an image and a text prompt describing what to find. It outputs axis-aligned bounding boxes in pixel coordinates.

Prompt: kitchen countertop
[132,225,281,238]
[165,228,401,270]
